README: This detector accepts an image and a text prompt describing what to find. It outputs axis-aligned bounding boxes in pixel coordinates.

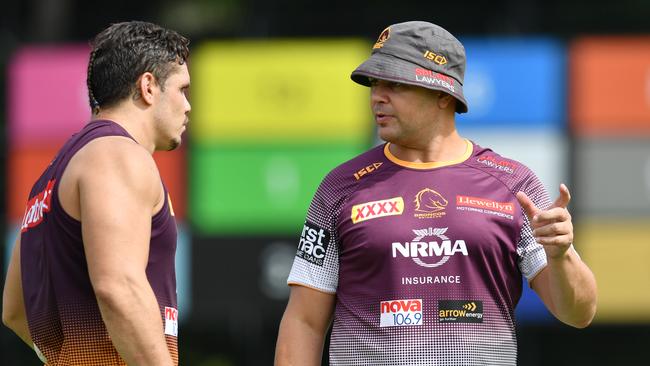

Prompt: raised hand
[516,184,573,259]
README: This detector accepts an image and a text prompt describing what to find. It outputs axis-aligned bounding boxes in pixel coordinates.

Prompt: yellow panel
[191,39,372,144]
[576,219,650,323]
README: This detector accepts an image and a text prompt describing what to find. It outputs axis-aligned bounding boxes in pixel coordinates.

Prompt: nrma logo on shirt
[392,227,468,268]
[296,221,331,266]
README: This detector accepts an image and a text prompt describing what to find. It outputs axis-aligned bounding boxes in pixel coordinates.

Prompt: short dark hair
[87,21,190,112]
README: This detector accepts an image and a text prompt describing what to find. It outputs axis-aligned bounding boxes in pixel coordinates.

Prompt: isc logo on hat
[296,221,331,266]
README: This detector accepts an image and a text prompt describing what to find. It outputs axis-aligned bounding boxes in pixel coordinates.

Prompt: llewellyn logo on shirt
[456,195,515,220]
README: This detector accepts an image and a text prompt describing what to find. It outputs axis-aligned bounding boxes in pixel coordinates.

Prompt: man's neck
[388,130,468,164]
[93,108,155,154]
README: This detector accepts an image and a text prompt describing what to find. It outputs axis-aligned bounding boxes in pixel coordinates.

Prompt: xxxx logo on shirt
[351,197,404,224]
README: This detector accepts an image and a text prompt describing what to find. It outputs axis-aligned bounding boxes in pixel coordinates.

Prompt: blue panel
[176,223,192,323]
[515,277,555,323]
[457,38,565,129]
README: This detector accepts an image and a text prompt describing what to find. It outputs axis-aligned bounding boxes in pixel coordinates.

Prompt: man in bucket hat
[276,21,596,365]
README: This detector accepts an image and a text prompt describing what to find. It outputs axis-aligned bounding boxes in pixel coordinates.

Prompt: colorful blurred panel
[570,36,650,136]
[7,44,188,223]
[191,39,371,144]
[189,144,365,235]
[460,130,569,195]
[154,149,187,220]
[574,138,650,216]
[577,219,650,322]
[7,147,59,222]
[457,38,565,128]
[515,278,554,323]
[8,45,91,148]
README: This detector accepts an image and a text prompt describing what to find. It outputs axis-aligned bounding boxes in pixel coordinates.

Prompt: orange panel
[153,148,186,221]
[8,147,59,223]
[570,37,650,136]
[8,147,186,224]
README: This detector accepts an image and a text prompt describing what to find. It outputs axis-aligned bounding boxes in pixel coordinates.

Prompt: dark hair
[87,21,190,113]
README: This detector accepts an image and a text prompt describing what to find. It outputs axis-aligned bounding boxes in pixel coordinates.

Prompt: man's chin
[378,131,397,144]
[163,137,181,151]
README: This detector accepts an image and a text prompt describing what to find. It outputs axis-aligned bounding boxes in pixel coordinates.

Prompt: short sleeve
[516,173,551,282]
[287,174,342,293]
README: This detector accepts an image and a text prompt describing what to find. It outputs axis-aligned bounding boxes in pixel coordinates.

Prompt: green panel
[191,39,372,144]
[190,143,366,235]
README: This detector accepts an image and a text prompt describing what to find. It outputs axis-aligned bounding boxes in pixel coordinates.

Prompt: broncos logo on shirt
[414,188,448,212]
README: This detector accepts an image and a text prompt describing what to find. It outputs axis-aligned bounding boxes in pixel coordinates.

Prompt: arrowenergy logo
[351,197,404,224]
[438,300,483,323]
[392,227,468,268]
[373,27,391,49]
[414,188,447,219]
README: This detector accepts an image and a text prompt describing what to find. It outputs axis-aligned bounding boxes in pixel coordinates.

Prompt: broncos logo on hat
[373,27,391,49]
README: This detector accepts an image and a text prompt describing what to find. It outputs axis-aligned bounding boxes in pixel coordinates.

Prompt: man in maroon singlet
[275,21,597,365]
[3,21,190,365]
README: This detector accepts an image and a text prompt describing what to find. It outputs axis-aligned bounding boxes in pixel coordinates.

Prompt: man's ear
[136,72,157,106]
[437,92,455,110]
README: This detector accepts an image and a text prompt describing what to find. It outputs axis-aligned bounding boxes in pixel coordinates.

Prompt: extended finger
[532,221,573,237]
[534,234,574,247]
[516,191,539,222]
[530,207,571,225]
[551,183,571,209]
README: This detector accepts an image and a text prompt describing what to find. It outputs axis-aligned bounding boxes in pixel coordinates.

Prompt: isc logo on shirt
[379,299,423,327]
[296,221,331,266]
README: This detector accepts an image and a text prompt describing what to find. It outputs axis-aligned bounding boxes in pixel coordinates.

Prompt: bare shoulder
[72,136,162,203]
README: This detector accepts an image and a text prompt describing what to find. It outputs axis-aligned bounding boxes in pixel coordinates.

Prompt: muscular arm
[518,184,597,328]
[2,236,33,347]
[77,138,173,365]
[530,250,597,328]
[275,285,336,366]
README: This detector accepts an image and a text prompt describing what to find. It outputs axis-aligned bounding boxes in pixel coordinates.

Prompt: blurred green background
[1,0,650,365]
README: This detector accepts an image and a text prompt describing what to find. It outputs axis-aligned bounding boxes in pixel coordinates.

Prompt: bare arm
[275,285,336,366]
[78,138,173,365]
[517,184,597,328]
[2,236,33,347]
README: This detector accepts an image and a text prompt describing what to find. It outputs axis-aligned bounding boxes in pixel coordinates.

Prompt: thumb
[551,183,571,209]
[516,191,539,222]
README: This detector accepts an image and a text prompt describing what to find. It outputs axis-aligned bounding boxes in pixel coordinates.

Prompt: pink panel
[8,45,91,148]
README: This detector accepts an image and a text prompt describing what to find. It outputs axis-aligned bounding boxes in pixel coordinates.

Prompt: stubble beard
[166,138,181,151]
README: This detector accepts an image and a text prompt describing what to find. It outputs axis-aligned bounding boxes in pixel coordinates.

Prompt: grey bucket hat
[351,21,469,113]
